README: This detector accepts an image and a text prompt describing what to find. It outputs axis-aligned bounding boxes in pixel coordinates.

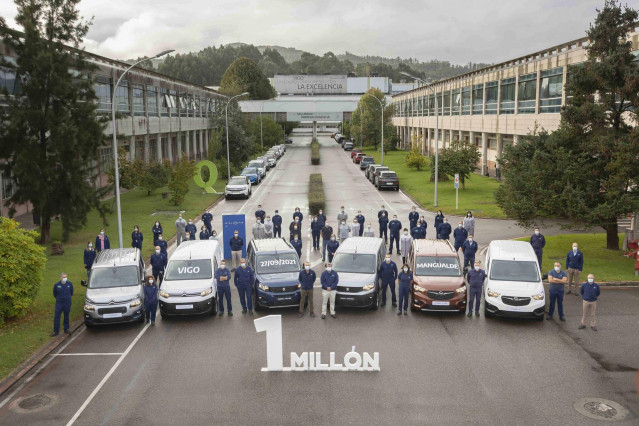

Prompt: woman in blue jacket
[397,264,413,315]
[83,242,96,279]
[131,225,143,251]
[143,276,159,326]
[152,221,163,246]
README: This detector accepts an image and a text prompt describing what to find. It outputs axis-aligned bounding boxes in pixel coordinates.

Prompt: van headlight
[455,286,467,294]
[130,298,141,308]
[413,285,425,293]
[258,283,270,291]
[160,290,170,298]
[363,283,375,291]
[84,304,95,311]
[200,287,212,297]
[487,289,500,298]
[532,291,545,300]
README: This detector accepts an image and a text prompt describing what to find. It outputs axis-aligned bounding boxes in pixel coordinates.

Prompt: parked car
[410,239,466,313]
[483,240,545,321]
[159,240,222,318]
[360,156,375,170]
[225,176,252,199]
[344,142,354,151]
[248,160,266,180]
[372,167,391,185]
[365,164,379,181]
[330,133,336,139]
[81,248,145,326]
[285,137,293,144]
[377,171,400,191]
[241,167,260,185]
[350,148,362,159]
[354,152,366,164]
[369,166,389,182]
[247,238,302,310]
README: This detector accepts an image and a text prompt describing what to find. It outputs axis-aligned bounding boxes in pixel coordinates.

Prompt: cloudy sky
[1,0,606,64]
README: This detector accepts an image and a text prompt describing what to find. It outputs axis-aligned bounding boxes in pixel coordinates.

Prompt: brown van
[409,239,466,313]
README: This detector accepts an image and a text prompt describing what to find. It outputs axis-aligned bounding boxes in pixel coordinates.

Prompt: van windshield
[89,266,139,288]
[256,253,300,274]
[415,256,461,276]
[332,253,376,274]
[164,260,212,281]
[489,260,539,282]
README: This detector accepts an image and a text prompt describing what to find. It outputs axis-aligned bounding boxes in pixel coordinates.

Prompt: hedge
[311,139,320,165]
[308,173,325,214]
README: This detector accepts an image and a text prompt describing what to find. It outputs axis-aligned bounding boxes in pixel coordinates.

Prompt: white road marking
[52,353,123,357]
[66,324,150,426]
[0,327,86,410]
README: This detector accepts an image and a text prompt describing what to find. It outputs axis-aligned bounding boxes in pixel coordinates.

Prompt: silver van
[159,240,222,318]
[332,237,387,310]
[82,248,146,326]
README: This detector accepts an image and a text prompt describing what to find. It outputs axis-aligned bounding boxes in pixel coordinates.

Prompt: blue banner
[222,214,246,259]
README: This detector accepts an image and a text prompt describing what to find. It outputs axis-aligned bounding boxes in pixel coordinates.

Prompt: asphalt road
[0,134,637,425]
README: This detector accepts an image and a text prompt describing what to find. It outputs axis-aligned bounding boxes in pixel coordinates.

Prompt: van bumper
[159,297,214,316]
[84,307,143,325]
[335,289,376,307]
[484,300,545,319]
[255,289,301,308]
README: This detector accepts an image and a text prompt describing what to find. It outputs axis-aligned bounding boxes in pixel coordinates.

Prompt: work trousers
[144,301,157,322]
[389,234,400,253]
[218,286,232,312]
[454,241,463,252]
[300,289,314,313]
[322,239,330,260]
[567,268,581,293]
[548,286,565,318]
[273,226,281,238]
[53,302,71,333]
[468,286,482,313]
[312,233,320,249]
[176,230,186,246]
[581,301,597,326]
[321,289,336,316]
[237,285,253,311]
[381,279,396,304]
[534,249,543,270]
[463,256,475,271]
[379,227,388,242]
[231,250,242,269]
[398,285,410,311]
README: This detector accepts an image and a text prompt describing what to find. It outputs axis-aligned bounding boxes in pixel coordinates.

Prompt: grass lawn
[0,179,223,380]
[516,233,638,282]
[366,150,506,218]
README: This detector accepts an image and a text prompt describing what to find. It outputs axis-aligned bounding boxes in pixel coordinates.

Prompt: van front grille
[501,296,531,306]
[427,290,455,300]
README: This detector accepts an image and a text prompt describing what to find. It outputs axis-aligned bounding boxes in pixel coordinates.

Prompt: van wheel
[370,290,380,311]
[253,293,264,311]
[160,311,167,319]
[84,321,94,329]
[210,298,218,316]
[410,298,419,312]
[483,305,492,319]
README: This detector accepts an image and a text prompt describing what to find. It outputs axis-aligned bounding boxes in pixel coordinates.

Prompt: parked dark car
[377,171,399,191]
[344,142,354,151]
[360,156,375,170]
[370,166,389,183]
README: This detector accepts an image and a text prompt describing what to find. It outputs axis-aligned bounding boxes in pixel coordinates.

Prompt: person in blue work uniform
[434,210,444,238]
[579,274,600,331]
[202,209,213,233]
[255,205,265,224]
[311,216,322,250]
[466,261,486,317]
[388,215,402,255]
[396,264,413,315]
[229,232,244,272]
[320,262,339,319]
[409,206,419,232]
[322,224,334,261]
[327,234,339,263]
[439,218,452,240]
[461,235,478,271]
[156,234,168,257]
[378,205,388,220]
[215,260,232,316]
[355,210,365,236]
[378,254,398,307]
[185,219,197,241]
[316,209,327,228]
[131,225,143,251]
[51,273,73,336]
[234,258,254,315]
[298,262,316,318]
[150,246,167,286]
[143,276,158,325]
[291,235,302,258]
[272,210,283,238]
[199,226,210,240]
[419,216,427,235]
[566,242,584,295]
[547,262,568,321]
[411,222,423,240]
[293,207,303,227]
[152,221,163,246]
[453,222,468,252]
[529,227,546,270]
[379,212,389,243]
[95,229,110,253]
[83,241,96,279]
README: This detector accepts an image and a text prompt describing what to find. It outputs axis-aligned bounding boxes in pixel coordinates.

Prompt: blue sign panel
[222,214,246,259]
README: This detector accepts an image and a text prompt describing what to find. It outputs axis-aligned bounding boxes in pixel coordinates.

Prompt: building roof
[337,237,384,253]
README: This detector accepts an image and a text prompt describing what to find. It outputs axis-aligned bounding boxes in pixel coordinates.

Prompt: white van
[483,240,545,320]
[159,240,222,318]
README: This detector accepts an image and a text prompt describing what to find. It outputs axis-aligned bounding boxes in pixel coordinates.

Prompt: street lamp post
[400,72,439,207]
[111,49,173,248]
[225,92,249,179]
[367,94,385,167]
[259,103,263,153]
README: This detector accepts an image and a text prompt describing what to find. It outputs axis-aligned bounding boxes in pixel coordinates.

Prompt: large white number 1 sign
[253,315,283,371]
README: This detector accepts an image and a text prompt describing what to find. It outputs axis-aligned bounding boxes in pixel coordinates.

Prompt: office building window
[472,84,483,115]
[452,89,461,115]
[179,95,188,117]
[132,84,145,116]
[539,67,563,113]
[93,81,111,112]
[147,87,159,116]
[115,82,130,114]
[168,90,178,116]
[500,77,516,114]
[485,81,498,115]
[194,97,201,117]
[428,94,436,116]
[518,72,537,114]
[149,139,157,162]
[461,86,471,115]
[98,147,112,174]
[443,90,451,115]
[419,95,426,116]
[1,170,14,200]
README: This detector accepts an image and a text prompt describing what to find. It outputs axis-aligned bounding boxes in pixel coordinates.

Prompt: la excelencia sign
[254,315,380,372]
[274,75,347,95]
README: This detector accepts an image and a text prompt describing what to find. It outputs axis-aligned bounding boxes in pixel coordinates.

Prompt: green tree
[350,88,397,149]
[278,121,299,136]
[106,147,140,189]
[0,218,47,326]
[405,142,428,171]
[168,157,196,206]
[436,140,481,189]
[219,57,275,99]
[0,0,109,243]
[139,162,169,196]
[246,116,285,152]
[209,101,253,179]
[495,0,639,250]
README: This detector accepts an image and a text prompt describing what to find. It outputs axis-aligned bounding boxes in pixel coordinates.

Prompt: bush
[311,139,320,165]
[405,144,428,171]
[308,173,325,214]
[0,218,47,326]
[140,162,169,195]
[168,157,197,205]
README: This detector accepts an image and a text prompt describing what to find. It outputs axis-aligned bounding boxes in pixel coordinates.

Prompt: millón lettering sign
[274,75,347,95]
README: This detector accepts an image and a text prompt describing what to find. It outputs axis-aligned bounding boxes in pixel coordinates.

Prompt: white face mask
[88,244,92,248]
[404,231,408,235]
[100,231,104,235]
[385,258,390,263]
[573,247,578,251]
[305,266,310,270]
[294,238,298,241]
[220,264,226,269]
[149,280,154,284]
[342,222,345,225]
[326,267,332,272]
[534,230,540,235]
[588,278,594,283]
[189,221,193,225]
[61,278,68,283]
[468,238,473,242]
[474,266,480,271]
[467,214,471,217]
[155,222,159,226]
[159,236,163,240]
[403,267,408,272]
[234,234,239,237]
[444,221,448,224]
[331,237,336,241]
[257,221,261,224]
[319,211,323,215]
[155,249,160,254]
[393,217,397,220]
[554,266,560,272]
[134,228,138,231]
[266,218,270,222]
[458,225,462,228]
[212,233,217,237]
[241,263,246,268]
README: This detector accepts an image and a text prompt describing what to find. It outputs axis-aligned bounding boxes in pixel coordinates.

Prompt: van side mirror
[81,280,87,287]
